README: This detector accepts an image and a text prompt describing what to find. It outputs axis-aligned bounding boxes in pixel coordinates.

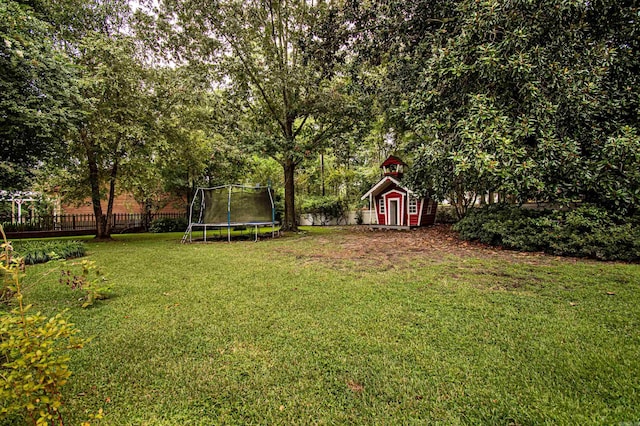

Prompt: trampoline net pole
[227,185,231,242]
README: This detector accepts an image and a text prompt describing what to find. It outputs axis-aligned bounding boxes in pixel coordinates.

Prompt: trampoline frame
[182,184,278,243]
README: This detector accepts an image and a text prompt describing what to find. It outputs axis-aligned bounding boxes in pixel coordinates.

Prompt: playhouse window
[378,198,385,214]
[408,198,417,214]
[426,200,433,215]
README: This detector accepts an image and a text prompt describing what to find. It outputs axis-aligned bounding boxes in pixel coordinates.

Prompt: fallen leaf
[347,380,364,393]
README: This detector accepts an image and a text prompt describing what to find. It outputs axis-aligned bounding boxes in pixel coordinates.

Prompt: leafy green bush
[435,205,459,224]
[1,227,90,425]
[0,222,42,232]
[547,208,640,260]
[300,196,349,225]
[12,240,86,265]
[149,217,188,233]
[454,204,640,261]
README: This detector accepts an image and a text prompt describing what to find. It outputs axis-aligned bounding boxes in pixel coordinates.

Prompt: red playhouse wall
[421,199,437,226]
[373,183,437,227]
[408,199,422,227]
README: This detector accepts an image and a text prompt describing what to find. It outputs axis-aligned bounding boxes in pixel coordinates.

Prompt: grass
[16,227,640,425]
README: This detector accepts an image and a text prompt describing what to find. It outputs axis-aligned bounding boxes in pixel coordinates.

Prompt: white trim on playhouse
[360,176,414,200]
[382,189,405,226]
[417,196,425,226]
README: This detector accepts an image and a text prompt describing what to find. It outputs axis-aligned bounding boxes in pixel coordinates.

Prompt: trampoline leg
[204,226,207,242]
[254,225,258,242]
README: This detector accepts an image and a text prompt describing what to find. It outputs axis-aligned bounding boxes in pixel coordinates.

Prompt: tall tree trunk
[320,152,325,197]
[82,131,108,239]
[144,198,153,231]
[282,157,297,231]
[103,158,118,238]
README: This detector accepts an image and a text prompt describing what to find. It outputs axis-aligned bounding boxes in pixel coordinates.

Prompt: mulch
[277,225,568,272]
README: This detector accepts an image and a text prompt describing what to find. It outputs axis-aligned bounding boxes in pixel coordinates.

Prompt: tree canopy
[3,0,639,233]
[0,0,79,189]
[352,0,640,217]
[148,0,362,230]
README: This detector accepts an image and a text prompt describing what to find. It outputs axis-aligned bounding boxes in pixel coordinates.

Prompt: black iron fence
[0,212,186,233]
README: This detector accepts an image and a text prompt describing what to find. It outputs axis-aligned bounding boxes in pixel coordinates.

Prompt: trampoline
[181,185,278,243]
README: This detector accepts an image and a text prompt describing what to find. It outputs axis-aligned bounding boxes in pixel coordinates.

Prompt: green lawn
[19,227,640,425]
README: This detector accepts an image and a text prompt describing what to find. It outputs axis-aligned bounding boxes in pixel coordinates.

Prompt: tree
[57,32,156,239]
[351,0,640,217]
[0,0,79,190]
[149,67,255,213]
[152,0,359,230]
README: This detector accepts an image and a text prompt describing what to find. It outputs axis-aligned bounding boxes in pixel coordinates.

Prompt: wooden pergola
[0,190,40,223]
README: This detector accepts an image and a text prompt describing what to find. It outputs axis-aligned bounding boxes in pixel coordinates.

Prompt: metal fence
[0,212,186,233]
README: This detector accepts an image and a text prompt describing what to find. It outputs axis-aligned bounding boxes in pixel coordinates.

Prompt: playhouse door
[389,200,398,225]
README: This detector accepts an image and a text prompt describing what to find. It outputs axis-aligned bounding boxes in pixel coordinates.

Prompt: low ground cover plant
[12,240,86,265]
[59,259,112,308]
[454,204,640,261]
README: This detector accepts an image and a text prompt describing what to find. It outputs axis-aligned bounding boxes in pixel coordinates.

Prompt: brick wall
[62,193,186,215]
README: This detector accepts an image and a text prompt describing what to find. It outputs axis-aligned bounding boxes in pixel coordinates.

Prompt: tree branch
[222,33,287,135]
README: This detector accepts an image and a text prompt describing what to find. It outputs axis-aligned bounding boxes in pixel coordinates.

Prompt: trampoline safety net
[202,187,273,224]
[182,185,277,243]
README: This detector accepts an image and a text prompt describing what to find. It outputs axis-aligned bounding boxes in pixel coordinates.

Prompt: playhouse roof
[361,176,415,200]
[380,155,407,168]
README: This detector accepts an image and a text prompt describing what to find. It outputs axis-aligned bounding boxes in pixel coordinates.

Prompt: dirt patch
[346,380,364,393]
[277,225,562,272]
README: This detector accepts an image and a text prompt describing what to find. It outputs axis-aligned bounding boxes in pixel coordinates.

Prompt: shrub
[454,204,640,261]
[435,205,459,224]
[59,259,112,308]
[1,226,90,425]
[547,208,640,260]
[300,196,349,225]
[149,217,188,233]
[0,222,42,232]
[12,240,86,265]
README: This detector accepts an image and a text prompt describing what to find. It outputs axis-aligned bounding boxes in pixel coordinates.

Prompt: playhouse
[361,156,437,228]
